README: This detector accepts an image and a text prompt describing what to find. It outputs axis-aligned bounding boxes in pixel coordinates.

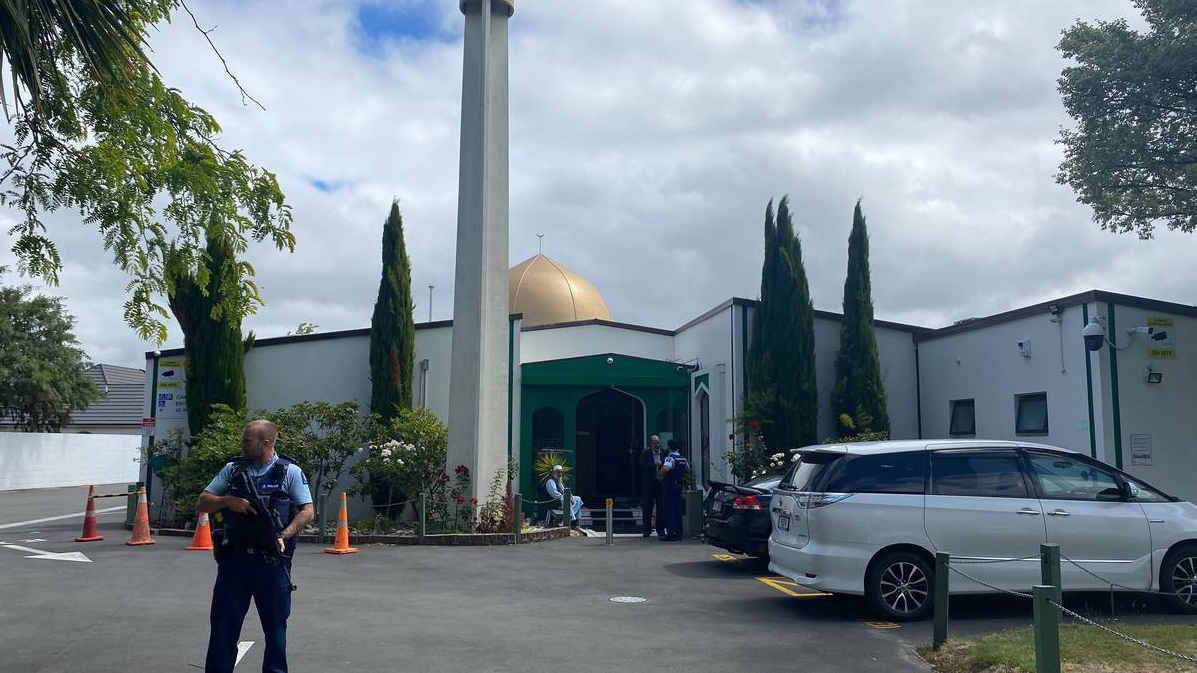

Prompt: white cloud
[2,0,1193,369]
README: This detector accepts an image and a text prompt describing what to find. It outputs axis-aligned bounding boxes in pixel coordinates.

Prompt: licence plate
[777,513,790,531]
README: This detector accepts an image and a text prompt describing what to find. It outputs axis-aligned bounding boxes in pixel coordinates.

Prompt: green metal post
[1041,543,1062,620]
[563,487,572,527]
[418,493,427,543]
[1033,585,1062,673]
[125,482,140,527]
[145,354,160,518]
[933,552,950,649]
[513,492,522,544]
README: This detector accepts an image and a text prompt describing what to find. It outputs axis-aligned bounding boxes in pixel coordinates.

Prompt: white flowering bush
[350,407,448,519]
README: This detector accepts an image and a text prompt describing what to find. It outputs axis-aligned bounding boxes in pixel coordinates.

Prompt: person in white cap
[544,464,583,527]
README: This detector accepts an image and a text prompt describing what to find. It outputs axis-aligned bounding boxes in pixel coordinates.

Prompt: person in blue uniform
[656,439,689,541]
[196,420,314,673]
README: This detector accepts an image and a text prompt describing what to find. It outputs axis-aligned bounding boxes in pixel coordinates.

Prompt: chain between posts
[933,545,1197,668]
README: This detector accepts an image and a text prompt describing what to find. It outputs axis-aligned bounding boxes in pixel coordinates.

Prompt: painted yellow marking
[755,576,831,598]
[712,553,739,562]
[863,621,901,630]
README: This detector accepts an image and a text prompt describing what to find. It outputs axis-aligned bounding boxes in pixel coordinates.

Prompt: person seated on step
[544,464,583,527]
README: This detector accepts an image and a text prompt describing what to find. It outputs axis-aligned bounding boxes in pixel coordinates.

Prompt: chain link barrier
[1048,598,1197,665]
[938,552,1197,665]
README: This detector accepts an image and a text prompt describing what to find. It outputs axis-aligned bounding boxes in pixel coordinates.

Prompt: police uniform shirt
[205,455,314,507]
[663,453,678,470]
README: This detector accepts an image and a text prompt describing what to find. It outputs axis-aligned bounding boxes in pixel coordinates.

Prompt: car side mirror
[1122,481,1140,501]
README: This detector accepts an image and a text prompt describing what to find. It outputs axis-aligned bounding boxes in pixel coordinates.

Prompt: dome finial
[536,233,544,255]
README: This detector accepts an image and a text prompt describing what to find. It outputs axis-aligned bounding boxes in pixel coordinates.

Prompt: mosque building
[144,253,1197,519]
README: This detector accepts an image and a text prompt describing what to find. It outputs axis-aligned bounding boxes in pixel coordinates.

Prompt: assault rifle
[230,468,285,564]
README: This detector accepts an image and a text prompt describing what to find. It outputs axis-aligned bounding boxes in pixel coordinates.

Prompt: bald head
[241,419,278,464]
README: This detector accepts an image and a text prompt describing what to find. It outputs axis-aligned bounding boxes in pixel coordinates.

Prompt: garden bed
[150,525,572,546]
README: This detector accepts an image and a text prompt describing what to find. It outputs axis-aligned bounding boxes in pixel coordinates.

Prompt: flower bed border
[150,525,572,546]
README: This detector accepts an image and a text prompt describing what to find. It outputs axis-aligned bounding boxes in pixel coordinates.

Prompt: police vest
[219,454,300,558]
[663,453,688,490]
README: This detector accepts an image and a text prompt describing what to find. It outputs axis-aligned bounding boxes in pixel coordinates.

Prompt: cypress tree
[832,200,889,437]
[745,196,818,450]
[745,200,778,437]
[168,235,247,436]
[369,200,416,418]
[774,197,819,448]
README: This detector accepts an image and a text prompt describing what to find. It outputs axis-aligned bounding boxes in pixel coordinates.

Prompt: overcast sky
[3,0,1194,369]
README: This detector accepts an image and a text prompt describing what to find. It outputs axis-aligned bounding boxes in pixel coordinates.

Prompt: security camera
[1083,318,1105,352]
[676,365,686,372]
[606,357,614,365]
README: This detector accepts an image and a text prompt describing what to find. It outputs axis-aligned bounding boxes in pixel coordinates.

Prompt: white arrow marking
[235,641,254,667]
[0,505,125,530]
[21,538,47,543]
[1,543,92,563]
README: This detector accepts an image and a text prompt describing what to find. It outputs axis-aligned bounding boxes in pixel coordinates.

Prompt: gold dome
[509,254,612,327]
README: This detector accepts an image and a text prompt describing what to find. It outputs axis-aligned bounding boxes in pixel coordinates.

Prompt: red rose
[470,498,478,505]
[455,497,465,504]
[749,419,760,431]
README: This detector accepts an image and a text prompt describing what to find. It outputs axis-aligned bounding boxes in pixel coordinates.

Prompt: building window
[949,399,975,437]
[1015,393,1049,435]
[532,407,565,451]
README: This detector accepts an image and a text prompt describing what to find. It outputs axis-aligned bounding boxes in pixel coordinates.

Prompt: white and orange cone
[186,512,213,551]
[324,492,358,555]
[125,488,156,546]
[75,485,103,542]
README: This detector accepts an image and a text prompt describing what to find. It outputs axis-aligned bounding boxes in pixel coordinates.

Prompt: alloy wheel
[1172,556,1197,606]
[879,561,929,615]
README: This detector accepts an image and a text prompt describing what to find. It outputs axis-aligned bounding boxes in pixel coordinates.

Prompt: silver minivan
[768,440,1197,620]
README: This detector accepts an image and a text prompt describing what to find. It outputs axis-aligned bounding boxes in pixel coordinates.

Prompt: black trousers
[642,480,662,534]
[206,555,293,673]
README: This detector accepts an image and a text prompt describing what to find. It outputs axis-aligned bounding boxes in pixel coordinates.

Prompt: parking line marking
[755,576,831,598]
[864,621,901,630]
[235,641,254,667]
[0,506,125,530]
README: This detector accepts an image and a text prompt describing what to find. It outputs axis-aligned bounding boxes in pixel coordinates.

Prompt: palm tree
[0,0,155,112]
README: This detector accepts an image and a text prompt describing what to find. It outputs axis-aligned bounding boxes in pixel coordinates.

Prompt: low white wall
[0,433,141,491]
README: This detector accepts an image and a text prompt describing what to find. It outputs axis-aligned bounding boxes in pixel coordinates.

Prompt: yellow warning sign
[1149,348,1176,360]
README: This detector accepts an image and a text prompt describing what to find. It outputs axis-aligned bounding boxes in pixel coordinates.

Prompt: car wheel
[1161,545,1197,615]
[866,551,934,621]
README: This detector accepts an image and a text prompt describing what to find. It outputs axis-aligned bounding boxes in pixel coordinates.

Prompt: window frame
[1015,392,1049,436]
[948,398,976,438]
[928,448,1034,499]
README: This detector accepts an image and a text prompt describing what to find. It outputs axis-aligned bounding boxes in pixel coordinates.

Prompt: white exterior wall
[520,324,675,363]
[0,433,141,491]
[415,325,454,424]
[917,307,1092,452]
[245,335,371,412]
[675,304,738,485]
[1097,302,1197,502]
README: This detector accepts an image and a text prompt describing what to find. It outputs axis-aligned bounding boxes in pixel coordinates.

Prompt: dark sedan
[702,472,783,558]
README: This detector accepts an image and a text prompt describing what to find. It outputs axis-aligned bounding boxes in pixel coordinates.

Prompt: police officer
[656,438,689,541]
[196,420,314,673]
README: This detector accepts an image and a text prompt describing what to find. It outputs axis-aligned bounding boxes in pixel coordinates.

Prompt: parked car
[768,440,1197,621]
[703,472,783,558]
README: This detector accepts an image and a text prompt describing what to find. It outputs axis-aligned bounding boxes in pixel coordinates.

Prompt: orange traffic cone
[126,488,156,546]
[187,512,213,551]
[324,492,358,555]
[75,485,103,542]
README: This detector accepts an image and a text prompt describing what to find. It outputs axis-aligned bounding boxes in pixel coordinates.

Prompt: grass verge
[918,623,1197,672]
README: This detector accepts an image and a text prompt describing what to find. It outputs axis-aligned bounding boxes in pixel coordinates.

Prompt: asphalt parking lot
[1,484,1192,672]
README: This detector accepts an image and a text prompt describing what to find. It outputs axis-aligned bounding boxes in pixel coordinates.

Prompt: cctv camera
[1082,318,1105,352]
[1152,330,1168,342]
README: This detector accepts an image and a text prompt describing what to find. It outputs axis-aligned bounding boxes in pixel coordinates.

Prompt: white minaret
[447,0,514,501]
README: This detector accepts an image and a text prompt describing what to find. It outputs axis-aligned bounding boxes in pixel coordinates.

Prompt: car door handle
[1017,508,1041,516]
[1047,510,1071,517]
